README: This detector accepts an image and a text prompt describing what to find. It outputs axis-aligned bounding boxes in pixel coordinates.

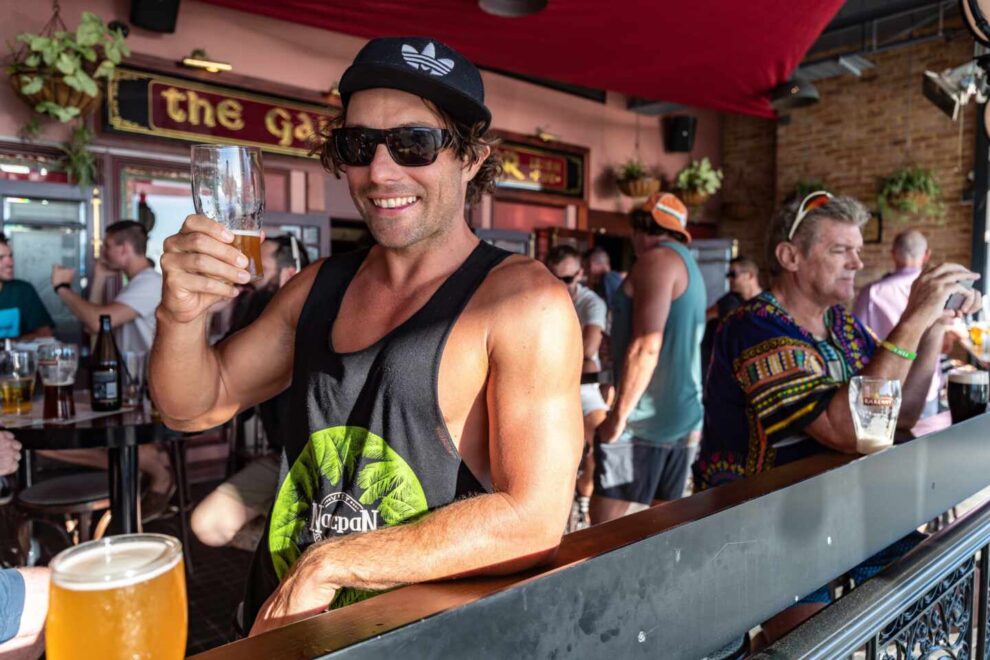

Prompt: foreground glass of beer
[191,144,265,281]
[47,533,187,659]
[0,349,36,415]
[948,369,989,423]
[849,376,902,454]
[38,343,77,420]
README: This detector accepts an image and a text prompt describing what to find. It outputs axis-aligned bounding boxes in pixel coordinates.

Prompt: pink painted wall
[1,0,720,213]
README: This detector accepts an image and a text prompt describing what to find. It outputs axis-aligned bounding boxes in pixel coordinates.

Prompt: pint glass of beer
[849,376,902,454]
[191,144,265,282]
[38,342,77,420]
[47,533,187,659]
[0,349,36,415]
[948,369,989,423]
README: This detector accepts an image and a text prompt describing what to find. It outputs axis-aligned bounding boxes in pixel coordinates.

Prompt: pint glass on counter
[46,534,187,659]
[191,144,266,281]
[948,370,989,423]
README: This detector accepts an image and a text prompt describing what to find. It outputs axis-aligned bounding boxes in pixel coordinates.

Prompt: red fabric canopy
[199,0,843,117]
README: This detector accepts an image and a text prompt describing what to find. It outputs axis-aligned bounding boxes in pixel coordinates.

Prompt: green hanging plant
[674,157,723,206]
[877,166,943,219]
[615,158,660,197]
[60,124,97,188]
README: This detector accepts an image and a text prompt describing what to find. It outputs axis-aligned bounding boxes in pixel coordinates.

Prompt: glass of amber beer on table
[38,342,77,420]
[47,533,187,659]
[191,144,266,281]
[0,349,36,415]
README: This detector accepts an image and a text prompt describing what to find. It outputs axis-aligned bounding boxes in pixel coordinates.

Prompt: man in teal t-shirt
[592,193,705,524]
[0,234,54,340]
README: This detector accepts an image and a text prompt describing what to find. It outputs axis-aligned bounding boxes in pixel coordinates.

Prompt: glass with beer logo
[191,144,265,282]
[0,349,36,415]
[849,376,902,454]
[38,343,77,420]
[46,533,187,659]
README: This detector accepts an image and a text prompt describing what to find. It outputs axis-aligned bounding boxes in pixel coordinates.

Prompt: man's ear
[462,145,491,184]
[279,267,298,288]
[775,242,801,273]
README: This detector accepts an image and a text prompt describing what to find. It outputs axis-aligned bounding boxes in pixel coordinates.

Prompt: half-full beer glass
[47,533,187,659]
[849,376,902,454]
[38,342,77,420]
[0,349,36,415]
[191,144,265,281]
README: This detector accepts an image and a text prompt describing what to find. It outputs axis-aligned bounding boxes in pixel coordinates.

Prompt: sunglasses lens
[333,129,377,166]
[726,271,737,279]
[387,128,444,166]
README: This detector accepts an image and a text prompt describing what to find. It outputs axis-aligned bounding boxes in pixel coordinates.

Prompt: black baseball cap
[339,37,492,131]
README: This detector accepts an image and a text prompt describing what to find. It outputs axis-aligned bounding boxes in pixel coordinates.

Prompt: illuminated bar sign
[105,68,334,157]
[495,142,584,199]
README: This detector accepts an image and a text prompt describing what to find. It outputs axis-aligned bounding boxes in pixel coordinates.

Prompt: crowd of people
[0,34,985,657]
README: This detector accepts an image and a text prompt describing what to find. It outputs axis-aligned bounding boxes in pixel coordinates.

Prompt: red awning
[198,0,842,117]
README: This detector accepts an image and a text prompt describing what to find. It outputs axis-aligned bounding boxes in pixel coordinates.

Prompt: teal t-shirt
[610,241,706,444]
[0,280,55,339]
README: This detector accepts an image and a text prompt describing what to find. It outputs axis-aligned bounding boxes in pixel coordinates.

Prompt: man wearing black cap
[150,37,583,635]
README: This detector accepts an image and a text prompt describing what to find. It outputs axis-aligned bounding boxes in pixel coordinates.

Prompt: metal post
[108,428,139,535]
[865,636,879,660]
[978,544,990,660]
[972,103,989,293]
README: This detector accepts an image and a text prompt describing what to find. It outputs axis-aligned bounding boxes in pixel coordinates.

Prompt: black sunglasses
[331,127,451,167]
[726,271,738,279]
[556,273,579,284]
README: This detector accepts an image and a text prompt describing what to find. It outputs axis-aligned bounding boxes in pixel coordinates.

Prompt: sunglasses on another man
[556,273,579,284]
[331,127,452,167]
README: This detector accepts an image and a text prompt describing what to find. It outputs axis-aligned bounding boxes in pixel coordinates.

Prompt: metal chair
[15,471,111,565]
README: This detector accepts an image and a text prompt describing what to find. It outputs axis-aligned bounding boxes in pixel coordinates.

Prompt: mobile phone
[946,279,976,311]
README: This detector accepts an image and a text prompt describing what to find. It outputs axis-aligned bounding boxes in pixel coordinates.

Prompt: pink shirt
[853,267,940,416]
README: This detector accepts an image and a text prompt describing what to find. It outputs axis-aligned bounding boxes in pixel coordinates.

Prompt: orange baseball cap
[639,192,691,243]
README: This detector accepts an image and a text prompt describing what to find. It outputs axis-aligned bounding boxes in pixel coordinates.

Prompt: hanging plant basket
[617,176,660,197]
[9,69,102,118]
[679,189,710,207]
[888,191,930,212]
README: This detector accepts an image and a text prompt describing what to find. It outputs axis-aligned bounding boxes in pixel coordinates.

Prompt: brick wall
[720,30,979,290]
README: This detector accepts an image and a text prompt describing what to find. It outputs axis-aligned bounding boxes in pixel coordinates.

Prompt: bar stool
[15,472,111,564]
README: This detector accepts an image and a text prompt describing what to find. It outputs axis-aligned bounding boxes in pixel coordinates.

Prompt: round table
[12,404,173,536]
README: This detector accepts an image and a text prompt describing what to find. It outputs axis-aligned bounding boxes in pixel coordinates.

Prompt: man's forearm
[149,309,224,428]
[898,325,944,427]
[19,326,53,341]
[300,491,565,593]
[57,289,101,334]
[612,339,660,422]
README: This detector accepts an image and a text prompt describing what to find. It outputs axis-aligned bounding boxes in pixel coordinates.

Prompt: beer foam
[52,537,181,591]
[949,370,989,385]
[230,229,261,237]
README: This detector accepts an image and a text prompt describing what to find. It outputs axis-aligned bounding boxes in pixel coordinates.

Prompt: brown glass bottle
[90,315,122,411]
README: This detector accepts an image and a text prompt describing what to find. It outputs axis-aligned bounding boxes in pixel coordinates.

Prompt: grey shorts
[594,434,698,504]
[214,453,280,514]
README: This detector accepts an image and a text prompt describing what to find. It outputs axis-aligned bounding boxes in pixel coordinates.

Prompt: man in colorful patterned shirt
[693,193,981,643]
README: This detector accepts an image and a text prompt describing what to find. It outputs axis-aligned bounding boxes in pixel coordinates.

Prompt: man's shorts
[594,434,698,504]
[580,383,609,417]
[214,454,280,514]
[0,568,25,643]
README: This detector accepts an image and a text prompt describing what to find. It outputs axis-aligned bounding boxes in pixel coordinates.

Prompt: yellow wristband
[880,339,916,361]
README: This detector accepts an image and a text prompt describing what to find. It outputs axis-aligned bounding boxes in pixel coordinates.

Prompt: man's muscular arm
[150,215,315,431]
[249,263,585,636]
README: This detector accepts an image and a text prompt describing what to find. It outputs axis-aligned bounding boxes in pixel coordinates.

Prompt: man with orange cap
[591,193,706,524]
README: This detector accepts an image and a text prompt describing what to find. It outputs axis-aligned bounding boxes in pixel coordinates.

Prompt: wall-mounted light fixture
[180,49,232,73]
[479,0,547,17]
[534,126,558,142]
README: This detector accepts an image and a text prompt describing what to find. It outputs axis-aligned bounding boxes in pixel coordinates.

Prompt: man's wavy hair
[316,99,502,204]
[765,195,870,277]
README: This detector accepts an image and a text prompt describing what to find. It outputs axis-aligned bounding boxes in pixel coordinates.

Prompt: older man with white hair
[854,229,941,417]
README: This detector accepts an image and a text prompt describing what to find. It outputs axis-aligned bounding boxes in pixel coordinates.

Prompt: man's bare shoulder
[264,257,327,325]
[632,243,689,278]
[474,254,576,338]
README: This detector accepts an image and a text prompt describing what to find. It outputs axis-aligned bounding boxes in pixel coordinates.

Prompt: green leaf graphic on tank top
[268,426,429,581]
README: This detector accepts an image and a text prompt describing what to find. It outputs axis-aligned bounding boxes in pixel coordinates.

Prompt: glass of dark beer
[947,369,989,423]
[38,343,77,421]
[191,145,265,282]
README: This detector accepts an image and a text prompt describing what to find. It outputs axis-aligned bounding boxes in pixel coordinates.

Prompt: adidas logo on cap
[401,43,455,77]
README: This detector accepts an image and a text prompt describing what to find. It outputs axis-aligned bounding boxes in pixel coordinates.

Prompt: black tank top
[243,241,512,624]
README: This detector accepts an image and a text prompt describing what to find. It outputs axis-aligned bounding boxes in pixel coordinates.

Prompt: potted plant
[616,158,661,197]
[6,9,128,185]
[674,157,723,206]
[877,166,942,218]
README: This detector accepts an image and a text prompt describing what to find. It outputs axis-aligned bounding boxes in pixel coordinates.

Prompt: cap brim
[340,63,492,131]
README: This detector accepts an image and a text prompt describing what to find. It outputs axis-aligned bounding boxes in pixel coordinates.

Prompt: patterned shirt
[693,291,876,491]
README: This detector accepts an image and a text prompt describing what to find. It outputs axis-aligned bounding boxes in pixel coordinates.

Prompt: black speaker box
[130,0,181,33]
[663,115,697,153]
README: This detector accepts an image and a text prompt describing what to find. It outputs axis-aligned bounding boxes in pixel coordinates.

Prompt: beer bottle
[90,315,122,411]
